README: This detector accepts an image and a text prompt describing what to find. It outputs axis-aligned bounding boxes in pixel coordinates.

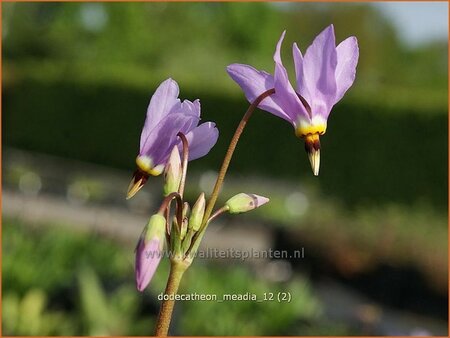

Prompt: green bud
[185,230,205,264]
[225,193,269,214]
[170,218,182,256]
[180,202,190,240]
[188,193,206,231]
[181,229,195,254]
[180,219,188,240]
[144,214,166,245]
[182,202,190,218]
[163,146,182,196]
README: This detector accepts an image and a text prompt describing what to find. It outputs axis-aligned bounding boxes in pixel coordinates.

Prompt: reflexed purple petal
[302,25,338,118]
[226,63,292,122]
[132,79,219,195]
[176,99,202,134]
[273,31,310,124]
[140,113,200,165]
[334,36,359,104]
[140,79,181,150]
[179,99,201,118]
[135,238,162,292]
[293,42,311,108]
[181,122,219,161]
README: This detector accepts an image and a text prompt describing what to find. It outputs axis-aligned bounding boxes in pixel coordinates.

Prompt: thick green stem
[155,261,188,336]
[199,88,275,233]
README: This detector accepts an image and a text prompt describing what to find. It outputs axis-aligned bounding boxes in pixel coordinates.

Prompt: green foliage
[178,266,321,335]
[2,2,447,109]
[3,218,131,295]
[77,266,148,335]
[3,219,327,335]
[3,289,76,335]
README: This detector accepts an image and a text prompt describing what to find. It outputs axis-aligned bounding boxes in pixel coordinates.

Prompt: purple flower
[227,25,359,175]
[127,79,219,198]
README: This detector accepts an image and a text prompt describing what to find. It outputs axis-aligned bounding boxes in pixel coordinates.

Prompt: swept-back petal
[179,99,201,118]
[293,42,311,106]
[141,112,200,166]
[140,79,181,150]
[302,25,338,118]
[226,63,292,122]
[334,36,359,103]
[181,122,219,161]
[273,31,310,124]
[176,99,202,136]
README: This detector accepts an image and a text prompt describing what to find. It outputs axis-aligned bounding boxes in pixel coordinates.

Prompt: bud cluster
[131,142,270,292]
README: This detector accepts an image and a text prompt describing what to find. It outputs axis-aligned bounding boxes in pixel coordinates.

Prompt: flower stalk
[207,205,229,223]
[154,260,190,336]
[177,132,189,198]
[198,88,275,234]
[158,192,183,229]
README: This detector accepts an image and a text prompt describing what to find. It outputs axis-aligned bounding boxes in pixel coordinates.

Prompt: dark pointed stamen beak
[126,169,149,199]
[304,134,321,176]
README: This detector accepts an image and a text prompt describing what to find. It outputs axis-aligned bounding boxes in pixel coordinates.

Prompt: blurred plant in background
[2,2,447,208]
[2,1,448,336]
[3,220,326,335]
[2,2,446,103]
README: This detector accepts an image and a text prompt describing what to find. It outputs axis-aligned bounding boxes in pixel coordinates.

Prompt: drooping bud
[163,147,182,196]
[304,133,321,176]
[135,214,166,292]
[225,193,269,214]
[188,193,206,231]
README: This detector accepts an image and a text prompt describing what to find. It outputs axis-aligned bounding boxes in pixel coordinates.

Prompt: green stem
[199,88,275,233]
[154,260,188,336]
[207,206,229,223]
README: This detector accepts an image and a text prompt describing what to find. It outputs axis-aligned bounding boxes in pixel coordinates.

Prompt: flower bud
[189,193,205,231]
[170,217,182,256]
[135,214,166,292]
[182,202,190,218]
[163,147,182,196]
[225,193,269,214]
[180,202,190,240]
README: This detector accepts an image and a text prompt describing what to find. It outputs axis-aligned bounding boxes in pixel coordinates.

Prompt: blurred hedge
[3,79,447,209]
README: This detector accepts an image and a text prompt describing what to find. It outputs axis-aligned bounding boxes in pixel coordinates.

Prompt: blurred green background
[2,2,448,336]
